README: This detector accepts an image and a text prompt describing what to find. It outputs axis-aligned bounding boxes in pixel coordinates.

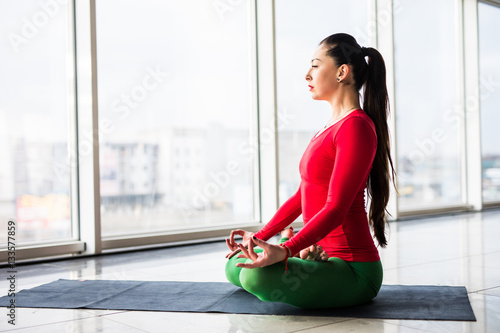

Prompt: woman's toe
[300,249,310,260]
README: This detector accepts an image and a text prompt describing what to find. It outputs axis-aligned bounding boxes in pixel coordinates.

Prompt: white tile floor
[1,209,499,332]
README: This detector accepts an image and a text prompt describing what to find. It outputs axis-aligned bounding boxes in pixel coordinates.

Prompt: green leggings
[225,238,383,309]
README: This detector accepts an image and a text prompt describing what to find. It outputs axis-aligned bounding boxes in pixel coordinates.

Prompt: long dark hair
[320,33,396,247]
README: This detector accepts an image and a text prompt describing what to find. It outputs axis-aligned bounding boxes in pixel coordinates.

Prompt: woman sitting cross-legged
[225,33,396,309]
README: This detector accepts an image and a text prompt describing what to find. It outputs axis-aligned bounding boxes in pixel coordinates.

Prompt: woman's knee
[224,248,265,288]
[239,264,290,303]
[239,265,266,294]
[225,257,244,287]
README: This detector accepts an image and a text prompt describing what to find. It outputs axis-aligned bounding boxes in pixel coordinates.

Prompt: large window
[1,1,498,261]
[394,0,463,211]
[479,2,500,203]
[275,0,372,205]
[96,0,257,236]
[0,1,75,245]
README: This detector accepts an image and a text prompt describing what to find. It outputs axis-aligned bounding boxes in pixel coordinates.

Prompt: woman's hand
[235,236,288,269]
[225,229,255,259]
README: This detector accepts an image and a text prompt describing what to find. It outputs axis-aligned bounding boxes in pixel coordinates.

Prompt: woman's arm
[283,117,377,255]
[225,186,301,258]
[253,185,302,241]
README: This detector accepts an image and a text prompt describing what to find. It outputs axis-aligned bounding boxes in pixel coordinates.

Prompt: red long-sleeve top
[254,109,380,262]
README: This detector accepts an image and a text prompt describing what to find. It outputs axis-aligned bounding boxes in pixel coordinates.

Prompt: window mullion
[75,0,102,254]
[463,0,482,210]
[376,0,399,220]
[256,0,279,223]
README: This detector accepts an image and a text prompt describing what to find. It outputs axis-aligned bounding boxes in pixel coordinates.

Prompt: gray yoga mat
[0,279,476,321]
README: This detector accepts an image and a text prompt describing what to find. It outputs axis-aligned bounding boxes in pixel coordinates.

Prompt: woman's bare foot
[280,227,294,239]
[280,228,328,261]
[280,228,301,257]
[300,244,329,261]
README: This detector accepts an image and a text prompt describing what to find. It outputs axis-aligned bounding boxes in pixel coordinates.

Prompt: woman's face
[305,45,339,101]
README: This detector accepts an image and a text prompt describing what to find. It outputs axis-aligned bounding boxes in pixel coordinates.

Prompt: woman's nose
[305,70,311,81]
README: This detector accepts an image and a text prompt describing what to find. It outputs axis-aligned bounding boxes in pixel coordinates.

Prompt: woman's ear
[337,64,350,82]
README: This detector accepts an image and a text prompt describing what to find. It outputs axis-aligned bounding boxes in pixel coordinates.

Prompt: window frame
[97,0,264,252]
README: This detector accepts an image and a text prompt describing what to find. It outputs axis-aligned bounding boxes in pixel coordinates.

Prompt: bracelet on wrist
[279,244,291,273]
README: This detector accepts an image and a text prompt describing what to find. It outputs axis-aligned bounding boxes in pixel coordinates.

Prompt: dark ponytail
[362,46,396,247]
[320,33,396,248]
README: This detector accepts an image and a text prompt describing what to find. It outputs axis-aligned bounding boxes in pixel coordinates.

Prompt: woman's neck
[327,87,361,123]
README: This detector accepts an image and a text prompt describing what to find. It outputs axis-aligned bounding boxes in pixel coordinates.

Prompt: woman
[225,33,395,309]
